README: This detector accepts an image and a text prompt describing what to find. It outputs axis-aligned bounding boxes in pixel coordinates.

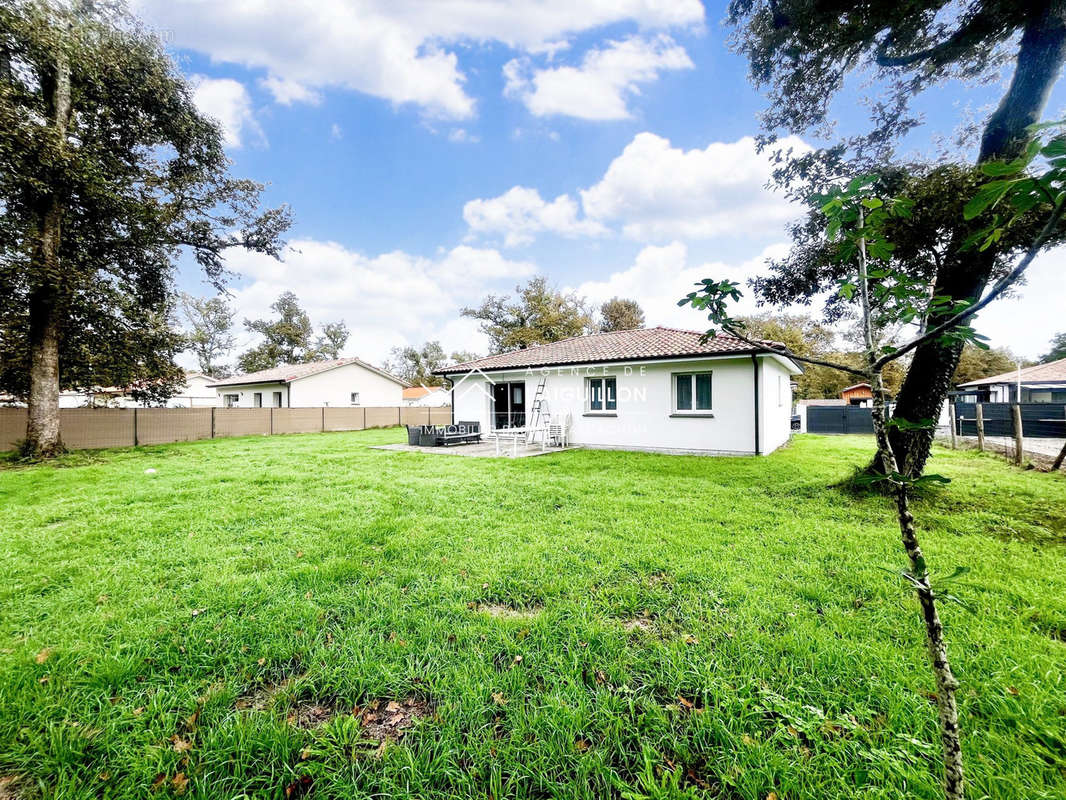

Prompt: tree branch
[873,198,1066,369]
[874,6,1003,68]
[719,325,868,377]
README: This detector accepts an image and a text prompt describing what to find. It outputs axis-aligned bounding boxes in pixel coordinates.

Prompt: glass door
[491,381,525,429]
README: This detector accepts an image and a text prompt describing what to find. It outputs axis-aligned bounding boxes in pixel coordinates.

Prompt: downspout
[444,376,455,425]
[752,354,761,456]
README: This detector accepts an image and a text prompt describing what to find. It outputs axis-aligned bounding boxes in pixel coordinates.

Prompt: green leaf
[964,180,1015,220]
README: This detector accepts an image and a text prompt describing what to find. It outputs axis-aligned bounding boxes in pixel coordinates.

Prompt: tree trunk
[24,39,73,457]
[887,0,1066,476]
[26,278,63,457]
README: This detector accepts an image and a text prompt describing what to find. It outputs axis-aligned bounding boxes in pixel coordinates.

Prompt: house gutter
[752,354,761,456]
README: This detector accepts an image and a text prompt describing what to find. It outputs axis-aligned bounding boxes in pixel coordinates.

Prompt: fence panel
[272,408,323,435]
[0,408,28,451]
[364,407,401,429]
[805,405,874,434]
[60,409,135,449]
[400,406,431,426]
[429,407,453,425]
[137,408,212,445]
[214,408,271,438]
[0,405,451,451]
[954,402,1066,438]
[323,407,365,431]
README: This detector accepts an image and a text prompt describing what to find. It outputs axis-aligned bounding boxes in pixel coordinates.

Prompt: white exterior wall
[759,358,794,454]
[451,355,797,455]
[214,383,289,408]
[288,363,403,407]
[169,374,221,407]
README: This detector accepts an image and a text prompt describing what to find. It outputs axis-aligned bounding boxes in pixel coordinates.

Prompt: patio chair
[548,413,571,448]
[406,425,422,445]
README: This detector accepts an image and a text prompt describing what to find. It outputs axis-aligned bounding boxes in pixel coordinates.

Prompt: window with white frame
[350,391,360,406]
[223,394,239,408]
[673,372,712,413]
[585,376,617,413]
[253,392,262,408]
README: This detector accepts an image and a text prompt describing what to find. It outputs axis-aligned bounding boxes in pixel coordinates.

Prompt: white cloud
[448,128,480,144]
[464,133,808,246]
[971,245,1066,360]
[572,241,790,329]
[189,75,263,148]
[580,133,809,240]
[260,74,321,106]
[504,34,693,120]
[136,0,704,119]
[223,240,536,364]
[329,123,343,141]
[463,186,608,247]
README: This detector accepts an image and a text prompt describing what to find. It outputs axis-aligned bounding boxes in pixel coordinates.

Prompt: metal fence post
[133,408,139,447]
[210,406,216,438]
[321,406,325,432]
[1012,403,1024,466]
[269,407,274,435]
[948,402,957,449]
[976,403,985,451]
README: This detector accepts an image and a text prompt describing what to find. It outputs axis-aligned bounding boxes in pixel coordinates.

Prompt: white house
[57,371,221,408]
[437,327,801,456]
[403,386,451,407]
[209,358,407,408]
[955,358,1066,403]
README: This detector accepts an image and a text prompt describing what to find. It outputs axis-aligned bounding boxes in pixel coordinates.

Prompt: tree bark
[25,42,73,457]
[887,0,1066,476]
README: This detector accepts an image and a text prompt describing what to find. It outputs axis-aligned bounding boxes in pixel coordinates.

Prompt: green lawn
[0,431,1064,800]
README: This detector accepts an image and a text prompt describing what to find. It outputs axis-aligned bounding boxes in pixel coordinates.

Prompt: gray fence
[806,405,875,435]
[0,405,452,452]
[953,402,1066,439]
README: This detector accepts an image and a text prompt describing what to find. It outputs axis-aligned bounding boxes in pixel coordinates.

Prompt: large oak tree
[0,0,290,455]
[727,0,1066,474]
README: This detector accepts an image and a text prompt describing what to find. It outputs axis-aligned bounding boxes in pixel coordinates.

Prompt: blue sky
[135,0,1066,365]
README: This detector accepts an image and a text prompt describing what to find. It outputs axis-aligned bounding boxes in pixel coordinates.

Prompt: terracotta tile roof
[957,357,1066,387]
[403,386,446,399]
[437,327,791,374]
[209,358,407,387]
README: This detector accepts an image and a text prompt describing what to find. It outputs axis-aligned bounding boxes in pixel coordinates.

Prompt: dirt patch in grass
[472,602,542,620]
[235,676,301,711]
[0,775,27,800]
[354,697,434,740]
[288,699,342,729]
[622,616,655,633]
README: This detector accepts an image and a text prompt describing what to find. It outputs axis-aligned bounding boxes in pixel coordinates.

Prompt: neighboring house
[840,382,874,405]
[955,358,1066,403]
[403,386,451,407]
[56,372,221,408]
[209,358,407,408]
[437,327,801,456]
[170,372,221,407]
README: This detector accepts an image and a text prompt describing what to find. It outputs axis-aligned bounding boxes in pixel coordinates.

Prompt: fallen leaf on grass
[35,648,52,664]
[172,772,188,794]
[284,776,313,798]
[767,793,779,800]
[492,692,506,706]
[190,608,207,617]
[575,738,590,752]
[170,735,192,753]
[132,707,145,716]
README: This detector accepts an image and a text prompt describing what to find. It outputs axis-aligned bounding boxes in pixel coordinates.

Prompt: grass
[0,430,1064,800]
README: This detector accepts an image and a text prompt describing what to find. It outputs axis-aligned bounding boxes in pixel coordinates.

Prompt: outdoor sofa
[410,421,481,447]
